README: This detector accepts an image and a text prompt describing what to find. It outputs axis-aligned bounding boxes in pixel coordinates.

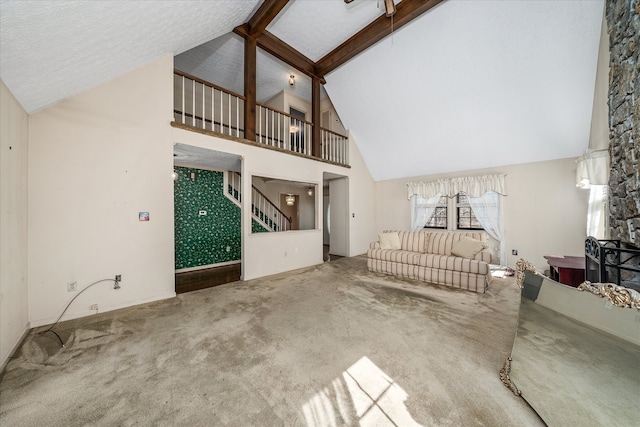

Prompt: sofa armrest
[474,248,494,264]
[370,241,381,250]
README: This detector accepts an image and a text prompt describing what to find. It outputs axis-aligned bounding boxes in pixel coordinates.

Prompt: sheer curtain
[587,185,608,239]
[408,174,506,263]
[467,191,505,265]
[576,150,609,240]
[410,193,442,231]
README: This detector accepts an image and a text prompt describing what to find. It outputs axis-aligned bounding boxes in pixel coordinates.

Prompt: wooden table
[543,255,585,287]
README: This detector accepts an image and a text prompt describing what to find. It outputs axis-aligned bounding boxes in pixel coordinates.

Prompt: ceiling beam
[316,0,445,77]
[247,0,290,37]
[234,25,320,80]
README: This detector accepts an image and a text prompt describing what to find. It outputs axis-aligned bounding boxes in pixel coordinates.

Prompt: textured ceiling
[267,0,388,61]
[0,0,260,113]
[174,33,327,104]
[173,143,242,172]
[1,0,605,181]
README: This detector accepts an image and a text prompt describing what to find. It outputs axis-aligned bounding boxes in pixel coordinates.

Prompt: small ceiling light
[384,0,396,17]
[289,75,295,86]
[307,187,313,197]
[286,194,295,206]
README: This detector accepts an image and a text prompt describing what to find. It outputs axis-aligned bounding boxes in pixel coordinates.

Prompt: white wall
[588,9,609,151]
[0,80,30,369]
[375,158,589,269]
[171,127,376,280]
[28,56,176,326]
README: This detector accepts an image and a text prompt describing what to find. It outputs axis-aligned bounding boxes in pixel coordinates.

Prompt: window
[456,193,483,230]
[424,196,448,229]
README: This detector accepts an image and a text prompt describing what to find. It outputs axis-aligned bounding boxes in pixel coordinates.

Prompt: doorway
[173,144,243,293]
[323,172,349,261]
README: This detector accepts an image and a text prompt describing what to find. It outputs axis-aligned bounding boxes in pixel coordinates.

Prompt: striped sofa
[367,230,494,293]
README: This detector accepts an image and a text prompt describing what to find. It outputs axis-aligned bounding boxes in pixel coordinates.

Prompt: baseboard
[29,292,177,328]
[0,322,30,374]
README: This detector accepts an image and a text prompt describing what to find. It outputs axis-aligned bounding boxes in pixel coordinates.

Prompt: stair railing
[226,172,291,232]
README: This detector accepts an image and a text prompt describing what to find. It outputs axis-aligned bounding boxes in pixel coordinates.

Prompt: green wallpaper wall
[174,167,241,269]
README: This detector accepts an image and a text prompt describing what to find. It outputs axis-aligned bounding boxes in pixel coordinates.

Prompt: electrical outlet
[90,304,98,312]
[512,249,518,256]
[115,274,121,282]
[67,282,77,292]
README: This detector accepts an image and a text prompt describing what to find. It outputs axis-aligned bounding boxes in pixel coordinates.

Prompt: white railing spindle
[181,76,185,124]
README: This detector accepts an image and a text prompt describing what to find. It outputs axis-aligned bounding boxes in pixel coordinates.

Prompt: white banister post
[202,84,206,129]
[236,98,239,137]
[191,81,196,127]
[181,76,185,124]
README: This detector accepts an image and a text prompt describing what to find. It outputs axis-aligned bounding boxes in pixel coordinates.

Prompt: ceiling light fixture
[286,194,295,206]
[384,0,396,17]
[289,75,295,86]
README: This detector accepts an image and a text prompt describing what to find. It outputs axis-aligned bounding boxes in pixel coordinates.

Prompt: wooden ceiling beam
[316,0,445,77]
[247,0,290,37]
[234,25,320,80]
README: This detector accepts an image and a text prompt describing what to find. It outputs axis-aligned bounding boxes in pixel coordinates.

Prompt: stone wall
[607,0,639,247]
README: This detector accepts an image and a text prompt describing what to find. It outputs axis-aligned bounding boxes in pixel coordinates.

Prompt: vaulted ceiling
[0,0,605,181]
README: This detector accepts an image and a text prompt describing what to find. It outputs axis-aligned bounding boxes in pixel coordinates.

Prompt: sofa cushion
[425,231,487,256]
[397,230,429,253]
[451,237,486,259]
[379,232,401,249]
[368,248,421,265]
[417,253,490,275]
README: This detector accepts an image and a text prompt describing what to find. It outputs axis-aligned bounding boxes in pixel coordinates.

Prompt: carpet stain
[0,256,542,427]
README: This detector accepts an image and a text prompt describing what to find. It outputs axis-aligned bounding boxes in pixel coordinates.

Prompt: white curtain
[407,179,449,200]
[576,149,609,188]
[587,185,608,239]
[450,174,506,197]
[576,149,609,239]
[408,174,506,199]
[411,193,442,231]
[468,191,505,265]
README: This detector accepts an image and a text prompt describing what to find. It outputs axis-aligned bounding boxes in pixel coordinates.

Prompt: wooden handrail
[174,69,247,101]
[320,127,348,140]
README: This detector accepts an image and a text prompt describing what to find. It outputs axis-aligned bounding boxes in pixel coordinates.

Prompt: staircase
[226,171,291,232]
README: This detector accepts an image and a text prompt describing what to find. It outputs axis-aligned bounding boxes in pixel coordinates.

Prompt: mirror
[251,175,316,233]
[502,261,640,425]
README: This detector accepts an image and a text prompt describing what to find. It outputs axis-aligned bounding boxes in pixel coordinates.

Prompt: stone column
[606,0,639,246]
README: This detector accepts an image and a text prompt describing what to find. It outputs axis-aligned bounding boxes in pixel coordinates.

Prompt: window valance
[576,149,609,188]
[407,174,506,199]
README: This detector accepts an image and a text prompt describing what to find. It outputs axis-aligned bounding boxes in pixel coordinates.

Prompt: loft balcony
[172,70,350,167]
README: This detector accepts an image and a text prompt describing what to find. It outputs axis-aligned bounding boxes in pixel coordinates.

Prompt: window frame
[423,195,448,229]
[455,193,484,230]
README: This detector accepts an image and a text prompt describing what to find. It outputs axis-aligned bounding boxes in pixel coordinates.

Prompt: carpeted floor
[0,256,543,426]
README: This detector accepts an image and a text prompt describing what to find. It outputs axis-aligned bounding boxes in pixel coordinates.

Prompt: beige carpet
[1,256,542,426]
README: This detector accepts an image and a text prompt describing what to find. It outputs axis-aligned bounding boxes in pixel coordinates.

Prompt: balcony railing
[321,128,349,166]
[174,70,348,166]
[173,70,245,138]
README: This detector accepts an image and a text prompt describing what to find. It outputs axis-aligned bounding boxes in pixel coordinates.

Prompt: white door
[329,177,349,256]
